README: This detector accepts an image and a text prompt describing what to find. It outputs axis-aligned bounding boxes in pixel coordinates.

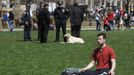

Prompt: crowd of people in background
[0,9,14,32]
[88,6,134,31]
[0,1,134,43]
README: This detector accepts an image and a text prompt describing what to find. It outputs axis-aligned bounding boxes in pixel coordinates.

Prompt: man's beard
[98,43,104,49]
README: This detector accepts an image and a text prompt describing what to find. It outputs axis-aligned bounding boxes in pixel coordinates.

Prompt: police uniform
[69,7,75,36]
[38,3,50,43]
[70,3,84,37]
[53,1,69,42]
[36,3,44,40]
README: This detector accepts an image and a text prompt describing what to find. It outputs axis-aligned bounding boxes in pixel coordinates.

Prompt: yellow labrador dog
[64,33,84,43]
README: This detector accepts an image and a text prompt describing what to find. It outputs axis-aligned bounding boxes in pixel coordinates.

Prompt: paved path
[1,26,134,32]
[1,27,96,32]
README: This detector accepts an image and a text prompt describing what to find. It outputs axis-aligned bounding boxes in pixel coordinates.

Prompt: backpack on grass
[61,68,80,75]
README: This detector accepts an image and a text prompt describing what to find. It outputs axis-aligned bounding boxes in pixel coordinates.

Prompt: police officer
[53,1,69,42]
[68,5,75,37]
[38,3,50,43]
[22,5,32,41]
[70,2,84,37]
[36,2,44,40]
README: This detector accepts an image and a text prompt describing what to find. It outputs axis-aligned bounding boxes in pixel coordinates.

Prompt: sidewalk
[1,27,96,32]
[1,26,134,32]
[1,20,134,32]
[1,28,23,32]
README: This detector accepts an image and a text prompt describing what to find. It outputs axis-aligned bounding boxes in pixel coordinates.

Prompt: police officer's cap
[74,2,78,6]
[57,1,63,6]
[44,2,49,7]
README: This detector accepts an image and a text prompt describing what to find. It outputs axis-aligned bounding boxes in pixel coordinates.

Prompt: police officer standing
[70,2,84,37]
[38,3,50,43]
[36,2,44,40]
[53,1,69,42]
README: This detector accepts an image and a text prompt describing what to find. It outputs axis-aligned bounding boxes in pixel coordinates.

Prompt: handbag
[61,68,80,75]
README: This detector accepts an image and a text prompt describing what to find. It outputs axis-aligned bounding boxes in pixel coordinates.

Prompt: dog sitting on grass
[64,33,84,43]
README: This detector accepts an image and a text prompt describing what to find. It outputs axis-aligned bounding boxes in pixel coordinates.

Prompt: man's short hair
[97,33,106,39]
[74,2,78,6]
[26,4,30,8]
[44,2,49,7]
[57,1,63,6]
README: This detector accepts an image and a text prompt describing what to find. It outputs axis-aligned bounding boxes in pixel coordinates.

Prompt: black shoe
[54,40,59,42]
[24,39,28,41]
[29,39,32,41]
[40,41,47,43]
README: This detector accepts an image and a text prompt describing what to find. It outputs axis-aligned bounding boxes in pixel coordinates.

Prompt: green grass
[0,30,134,75]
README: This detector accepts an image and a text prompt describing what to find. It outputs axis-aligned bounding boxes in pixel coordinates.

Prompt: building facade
[1,0,133,13]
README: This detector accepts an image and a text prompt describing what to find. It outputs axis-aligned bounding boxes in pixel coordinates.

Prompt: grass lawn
[0,29,134,75]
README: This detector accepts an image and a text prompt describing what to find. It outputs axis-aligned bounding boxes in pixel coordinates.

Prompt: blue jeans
[96,20,101,31]
[8,20,14,31]
[109,20,114,30]
[24,29,31,41]
[79,68,110,75]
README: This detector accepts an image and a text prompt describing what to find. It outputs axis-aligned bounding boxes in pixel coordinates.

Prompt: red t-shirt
[120,9,125,16]
[92,45,116,69]
[107,12,115,21]
[103,18,109,25]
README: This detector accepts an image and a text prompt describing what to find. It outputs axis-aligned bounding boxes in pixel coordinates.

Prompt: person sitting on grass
[79,33,116,75]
